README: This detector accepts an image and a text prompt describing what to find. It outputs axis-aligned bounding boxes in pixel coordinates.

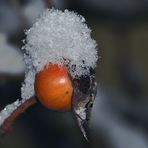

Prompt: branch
[0,96,37,135]
[43,0,51,8]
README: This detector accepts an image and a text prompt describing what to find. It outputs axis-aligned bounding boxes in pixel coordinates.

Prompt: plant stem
[0,96,37,135]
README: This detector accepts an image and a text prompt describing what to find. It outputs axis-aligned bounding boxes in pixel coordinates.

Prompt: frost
[21,8,98,100]
[0,99,24,126]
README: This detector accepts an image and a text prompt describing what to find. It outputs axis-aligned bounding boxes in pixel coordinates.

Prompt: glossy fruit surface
[34,64,73,111]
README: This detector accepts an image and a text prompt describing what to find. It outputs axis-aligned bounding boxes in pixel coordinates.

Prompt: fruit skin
[34,64,73,111]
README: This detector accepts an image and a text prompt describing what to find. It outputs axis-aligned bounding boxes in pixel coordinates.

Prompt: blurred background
[0,0,148,148]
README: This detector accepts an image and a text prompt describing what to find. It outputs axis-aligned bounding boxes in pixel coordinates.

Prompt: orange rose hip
[34,64,73,111]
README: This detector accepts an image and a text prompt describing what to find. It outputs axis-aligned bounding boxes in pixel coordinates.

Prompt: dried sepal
[0,97,37,135]
[72,75,97,140]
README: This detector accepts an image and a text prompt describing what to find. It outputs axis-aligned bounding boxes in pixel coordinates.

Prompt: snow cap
[21,8,98,100]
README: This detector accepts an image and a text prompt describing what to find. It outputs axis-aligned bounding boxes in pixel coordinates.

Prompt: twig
[43,0,51,8]
[0,96,37,135]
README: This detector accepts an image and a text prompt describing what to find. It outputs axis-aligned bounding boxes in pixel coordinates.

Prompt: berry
[34,64,73,111]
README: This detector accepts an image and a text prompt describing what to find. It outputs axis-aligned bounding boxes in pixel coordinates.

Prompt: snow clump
[21,8,98,100]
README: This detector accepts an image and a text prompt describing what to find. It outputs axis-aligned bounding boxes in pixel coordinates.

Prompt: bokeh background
[0,0,148,148]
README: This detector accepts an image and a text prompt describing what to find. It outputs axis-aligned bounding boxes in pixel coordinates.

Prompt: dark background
[0,0,148,148]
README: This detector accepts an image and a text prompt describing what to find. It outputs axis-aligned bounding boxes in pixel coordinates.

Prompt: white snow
[0,34,25,74]
[21,8,98,100]
[21,70,36,100]
[0,99,24,126]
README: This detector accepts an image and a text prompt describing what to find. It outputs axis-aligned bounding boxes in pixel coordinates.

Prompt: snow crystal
[0,99,24,126]
[21,8,98,100]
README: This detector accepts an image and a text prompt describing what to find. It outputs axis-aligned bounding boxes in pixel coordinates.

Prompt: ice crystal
[21,8,98,100]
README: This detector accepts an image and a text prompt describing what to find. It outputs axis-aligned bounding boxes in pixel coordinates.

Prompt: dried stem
[0,97,37,135]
